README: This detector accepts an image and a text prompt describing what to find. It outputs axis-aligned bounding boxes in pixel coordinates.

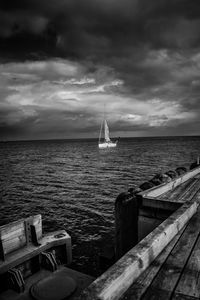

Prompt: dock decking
[78,165,200,300]
[122,192,200,300]
[156,173,200,204]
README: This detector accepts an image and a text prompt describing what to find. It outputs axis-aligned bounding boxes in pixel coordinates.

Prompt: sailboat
[98,114,118,149]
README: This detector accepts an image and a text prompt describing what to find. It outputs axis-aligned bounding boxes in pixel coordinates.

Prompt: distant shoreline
[0,135,200,143]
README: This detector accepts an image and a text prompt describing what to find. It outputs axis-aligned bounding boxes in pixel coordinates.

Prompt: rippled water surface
[0,136,200,275]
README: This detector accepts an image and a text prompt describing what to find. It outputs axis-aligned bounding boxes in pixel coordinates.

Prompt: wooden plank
[176,177,200,203]
[173,233,200,299]
[142,206,200,300]
[3,234,27,255]
[0,215,42,256]
[1,221,27,255]
[0,222,25,239]
[138,166,200,199]
[0,238,5,261]
[141,197,181,211]
[78,201,198,300]
[139,206,173,220]
[25,215,42,245]
[27,215,42,239]
[159,178,196,201]
[32,215,42,239]
[160,177,200,203]
[121,226,186,300]
[1,226,26,242]
[173,293,199,299]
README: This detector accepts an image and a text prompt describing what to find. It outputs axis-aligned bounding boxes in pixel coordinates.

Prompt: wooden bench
[0,215,72,275]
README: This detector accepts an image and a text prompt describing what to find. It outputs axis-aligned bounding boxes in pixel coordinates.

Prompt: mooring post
[115,192,138,260]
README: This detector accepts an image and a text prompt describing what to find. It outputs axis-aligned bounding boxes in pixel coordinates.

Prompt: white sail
[104,120,111,142]
[98,111,118,149]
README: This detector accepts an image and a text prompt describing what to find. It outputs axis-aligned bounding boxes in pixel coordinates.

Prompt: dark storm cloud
[1,0,200,58]
[0,104,100,140]
[2,0,200,93]
[0,0,200,139]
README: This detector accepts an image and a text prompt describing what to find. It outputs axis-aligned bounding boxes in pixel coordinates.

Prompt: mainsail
[98,108,118,148]
[104,120,111,142]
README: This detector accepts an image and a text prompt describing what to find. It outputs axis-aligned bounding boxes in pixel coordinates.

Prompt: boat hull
[98,142,117,149]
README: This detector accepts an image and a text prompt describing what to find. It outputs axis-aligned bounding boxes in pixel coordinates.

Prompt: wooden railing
[78,200,199,300]
[138,166,200,199]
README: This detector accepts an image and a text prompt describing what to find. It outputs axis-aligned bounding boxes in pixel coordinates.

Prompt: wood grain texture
[158,178,194,201]
[142,206,200,300]
[138,167,200,199]
[0,215,42,257]
[78,201,197,300]
[159,177,200,203]
[121,226,186,300]
[0,221,26,255]
[3,235,27,255]
[174,233,200,298]
[0,222,25,239]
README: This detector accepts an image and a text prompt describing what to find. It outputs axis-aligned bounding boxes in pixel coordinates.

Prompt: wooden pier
[1,162,200,300]
[78,164,200,300]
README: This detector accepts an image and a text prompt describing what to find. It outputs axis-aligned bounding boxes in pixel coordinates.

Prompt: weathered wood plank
[142,206,200,300]
[0,222,25,239]
[172,293,199,299]
[0,238,5,261]
[177,177,200,203]
[0,215,42,257]
[78,201,198,300]
[173,233,200,299]
[159,178,196,201]
[3,234,27,255]
[0,221,27,255]
[32,214,42,238]
[159,177,200,203]
[158,178,192,200]
[26,215,42,240]
[141,197,181,211]
[1,226,26,242]
[121,226,186,300]
[139,166,200,199]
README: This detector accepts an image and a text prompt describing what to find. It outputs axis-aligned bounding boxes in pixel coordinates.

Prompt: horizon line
[1,135,200,143]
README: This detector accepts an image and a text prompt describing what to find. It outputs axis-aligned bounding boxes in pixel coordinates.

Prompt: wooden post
[0,237,5,261]
[115,192,138,260]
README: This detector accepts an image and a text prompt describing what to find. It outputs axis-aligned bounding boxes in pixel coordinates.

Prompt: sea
[0,136,200,276]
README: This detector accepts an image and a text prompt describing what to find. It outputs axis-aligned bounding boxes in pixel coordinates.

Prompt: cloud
[0,0,200,139]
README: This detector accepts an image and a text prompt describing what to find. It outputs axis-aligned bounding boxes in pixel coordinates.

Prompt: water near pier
[0,136,200,275]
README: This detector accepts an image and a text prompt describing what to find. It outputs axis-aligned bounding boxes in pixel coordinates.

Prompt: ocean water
[0,136,200,275]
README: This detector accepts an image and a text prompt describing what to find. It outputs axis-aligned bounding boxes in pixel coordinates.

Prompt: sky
[0,0,200,140]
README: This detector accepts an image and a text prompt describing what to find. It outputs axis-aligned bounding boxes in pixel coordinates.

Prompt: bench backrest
[0,215,42,260]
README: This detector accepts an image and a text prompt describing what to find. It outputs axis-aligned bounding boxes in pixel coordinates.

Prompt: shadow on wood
[115,193,138,260]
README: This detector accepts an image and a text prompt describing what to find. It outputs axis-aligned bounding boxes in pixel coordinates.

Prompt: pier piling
[115,192,138,260]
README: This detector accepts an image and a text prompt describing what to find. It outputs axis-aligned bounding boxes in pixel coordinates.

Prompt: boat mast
[98,104,105,144]
[99,118,104,143]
